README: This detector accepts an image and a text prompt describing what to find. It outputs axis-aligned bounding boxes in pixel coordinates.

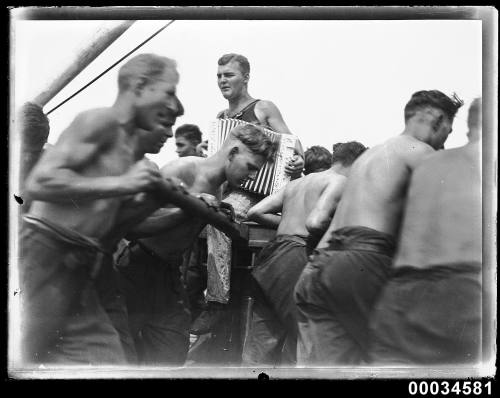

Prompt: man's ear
[243,73,250,84]
[432,114,444,132]
[228,146,239,160]
[132,76,149,96]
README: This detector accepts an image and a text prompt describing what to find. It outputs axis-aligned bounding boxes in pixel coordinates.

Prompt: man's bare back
[278,170,346,237]
[318,135,435,248]
[394,142,481,269]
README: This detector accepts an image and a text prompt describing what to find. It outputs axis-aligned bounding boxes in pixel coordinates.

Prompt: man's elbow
[306,216,330,236]
[246,207,261,222]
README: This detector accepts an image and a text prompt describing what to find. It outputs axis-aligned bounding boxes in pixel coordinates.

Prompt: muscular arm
[306,177,346,236]
[247,187,286,228]
[126,160,208,238]
[126,206,188,239]
[255,100,304,179]
[25,110,155,202]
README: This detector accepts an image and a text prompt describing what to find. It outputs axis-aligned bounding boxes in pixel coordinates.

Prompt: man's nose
[167,96,184,117]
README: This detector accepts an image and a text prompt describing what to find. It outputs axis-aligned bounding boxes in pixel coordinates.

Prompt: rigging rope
[46,20,176,116]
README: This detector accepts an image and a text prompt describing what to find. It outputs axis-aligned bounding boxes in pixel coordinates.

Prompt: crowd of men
[16,50,484,368]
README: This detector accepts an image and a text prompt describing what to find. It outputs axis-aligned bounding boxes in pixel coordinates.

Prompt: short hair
[218,53,250,75]
[303,146,332,175]
[118,53,178,92]
[467,97,482,130]
[228,124,275,161]
[331,141,368,166]
[175,124,203,145]
[404,90,464,123]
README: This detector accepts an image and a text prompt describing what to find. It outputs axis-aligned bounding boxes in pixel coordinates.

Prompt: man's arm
[246,186,286,228]
[126,206,188,239]
[255,100,304,178]
[25,110,161,202]
[306,177,346,236]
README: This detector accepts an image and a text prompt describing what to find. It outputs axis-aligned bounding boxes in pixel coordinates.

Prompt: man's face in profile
[217,61,247,100]
[175,136,198,157]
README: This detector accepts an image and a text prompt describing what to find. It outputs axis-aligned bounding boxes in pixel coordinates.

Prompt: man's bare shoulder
[255,99,279,113]
[414,144,477,177]
[160,156,204,180]
[62,107,120,142]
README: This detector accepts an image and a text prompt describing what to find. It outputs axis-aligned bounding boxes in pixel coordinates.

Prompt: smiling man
[20,53,184,365]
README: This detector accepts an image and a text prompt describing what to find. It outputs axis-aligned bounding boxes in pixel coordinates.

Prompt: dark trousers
[117,243,191,365]
[242,235,310,366]
[18,225,126,365]
[294,226,395,366]
[369,263,482,365]
[182,237,208,320]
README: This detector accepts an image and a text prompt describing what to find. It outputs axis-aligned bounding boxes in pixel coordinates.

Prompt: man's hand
[285,154,304,177]
[123,159,162,192]
[196,140,209,157]
[197,193,220,209]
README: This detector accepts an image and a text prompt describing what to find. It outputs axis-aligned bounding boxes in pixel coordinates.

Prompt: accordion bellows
[209,118,299,196]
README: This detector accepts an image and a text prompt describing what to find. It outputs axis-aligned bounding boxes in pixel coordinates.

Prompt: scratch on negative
[70,199,80,209]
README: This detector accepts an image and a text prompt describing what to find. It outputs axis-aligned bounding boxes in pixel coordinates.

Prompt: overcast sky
[13,18,482,167]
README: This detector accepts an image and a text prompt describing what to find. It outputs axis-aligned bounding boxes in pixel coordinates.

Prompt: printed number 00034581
[408,381,492,396]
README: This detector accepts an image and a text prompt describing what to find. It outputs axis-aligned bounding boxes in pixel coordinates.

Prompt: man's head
[331,141,368,175]
[222,124,275,187]
[467,97,482,143]
[404,90,464,149]
[217,53,251,100]
[303,146,332,175]
[175,124,203,157]
[118,54,184,133]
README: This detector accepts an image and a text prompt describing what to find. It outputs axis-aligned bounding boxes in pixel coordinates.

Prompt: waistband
[23,214,107,254]
[272,234,308,246]
[129,240,184,266]
[324,226,396,257]
[392,262,482,280]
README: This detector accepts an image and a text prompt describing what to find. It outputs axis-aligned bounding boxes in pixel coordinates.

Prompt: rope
[46,20,176,116]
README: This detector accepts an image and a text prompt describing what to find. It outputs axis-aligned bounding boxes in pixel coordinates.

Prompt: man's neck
[227,92,254,114]
[113,95,136,135]
[199,151,228,189]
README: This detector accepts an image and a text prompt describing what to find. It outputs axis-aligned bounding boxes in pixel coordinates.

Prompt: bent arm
[25,112,136,202]
[306,178,346,236]
[126,206,188,239]
[247,187,286,228]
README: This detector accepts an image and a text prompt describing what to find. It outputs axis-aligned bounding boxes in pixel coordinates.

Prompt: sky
[12,18,483,168]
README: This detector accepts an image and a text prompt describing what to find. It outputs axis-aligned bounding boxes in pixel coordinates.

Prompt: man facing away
[303,145,333,175]
[19,53,184,365]
[191,53,304,335]
[294,90,464,365]
[242,142,367,366]
[368,98,483,365]
[115,124,275,365]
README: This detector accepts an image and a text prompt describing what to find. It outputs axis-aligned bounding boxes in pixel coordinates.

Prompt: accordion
[208,118,299,196]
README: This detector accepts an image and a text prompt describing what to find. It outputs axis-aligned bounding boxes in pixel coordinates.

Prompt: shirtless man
[293,90,464,365]
[368,98,482,365]
[192,53,304,334]
[242,142,367,365]
[115,124,274,365]
[303,145,332,175]
[175,123,203,158]
[20,53,183,365]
